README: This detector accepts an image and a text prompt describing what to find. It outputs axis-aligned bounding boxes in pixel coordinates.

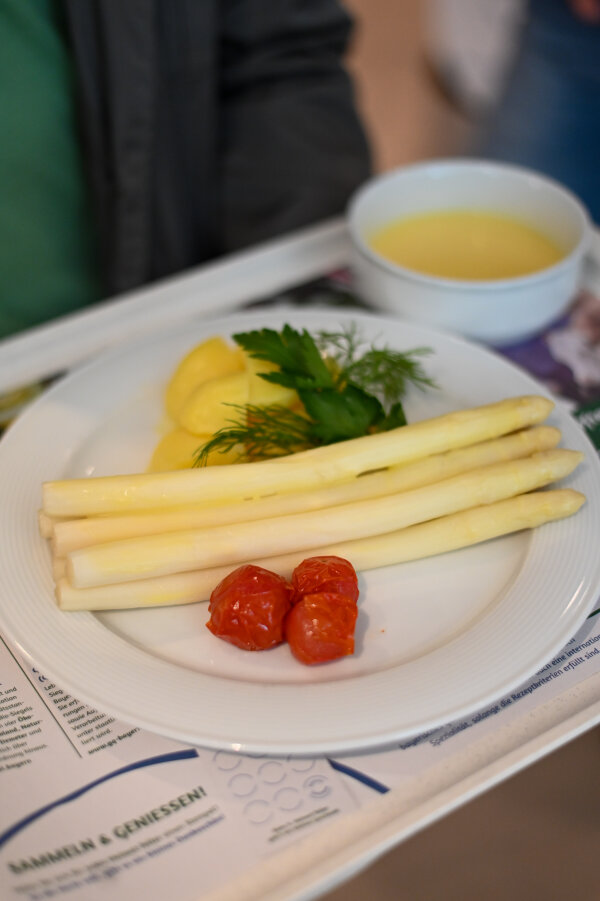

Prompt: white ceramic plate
[1,309,599,756]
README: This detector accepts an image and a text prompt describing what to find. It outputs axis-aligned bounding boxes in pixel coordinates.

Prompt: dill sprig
[315,325,435,405]
[193,323,436,466]
[194,404,314,465]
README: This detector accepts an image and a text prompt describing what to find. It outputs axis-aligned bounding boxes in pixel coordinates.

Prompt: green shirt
[0,0,101,339]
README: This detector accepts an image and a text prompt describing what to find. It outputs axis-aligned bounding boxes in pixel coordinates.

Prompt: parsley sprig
[194,324,435,465]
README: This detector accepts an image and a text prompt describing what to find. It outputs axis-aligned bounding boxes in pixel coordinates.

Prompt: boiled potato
[245,354,299,408]
[178,370,249,435]
[148,428,240,471]
[156,338,301,470]
[165,336,245,420]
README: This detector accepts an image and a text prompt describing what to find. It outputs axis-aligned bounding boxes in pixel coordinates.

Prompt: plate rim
[1,306,599,755]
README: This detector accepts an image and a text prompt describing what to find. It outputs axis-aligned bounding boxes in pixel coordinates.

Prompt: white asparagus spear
[51,426,561,555]
[38,511,54,539]
[43,395,554,517]
[52,557,67,581]
[56,489,585,610]
[38,511,71,539]
[66,448,581,588]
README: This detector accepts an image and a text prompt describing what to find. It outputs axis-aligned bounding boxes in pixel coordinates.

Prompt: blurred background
[319,1,600,898]
[345,0,483,171]
[344,0,600,220]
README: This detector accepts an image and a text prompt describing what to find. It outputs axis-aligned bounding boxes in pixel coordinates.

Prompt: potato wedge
[148,428,240,472]
[245,353,299,408]
[165,336,244,420]
[177,370,249,435]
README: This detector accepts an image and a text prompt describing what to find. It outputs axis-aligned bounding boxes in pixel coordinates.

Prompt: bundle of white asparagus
[40,395,586,611]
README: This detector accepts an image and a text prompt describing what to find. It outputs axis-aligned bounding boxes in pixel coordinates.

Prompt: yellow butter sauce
[369,210,564,280]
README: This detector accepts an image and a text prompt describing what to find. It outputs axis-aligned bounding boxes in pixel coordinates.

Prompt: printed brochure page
[0,637,358,901]
[3,600,600,901]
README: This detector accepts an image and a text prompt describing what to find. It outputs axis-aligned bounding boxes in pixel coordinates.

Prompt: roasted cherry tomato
[206,564,292,651]
[291,555,359,605]
[284,591,358,665]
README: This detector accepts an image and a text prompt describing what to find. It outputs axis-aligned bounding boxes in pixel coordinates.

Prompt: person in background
[424,0,525,118]
[0,0,370,339]
[475,0,600,222]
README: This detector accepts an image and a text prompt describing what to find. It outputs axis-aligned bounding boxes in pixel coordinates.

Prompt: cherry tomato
[206,564,292,651]
[284,591,358,665]
[291,555,359,605]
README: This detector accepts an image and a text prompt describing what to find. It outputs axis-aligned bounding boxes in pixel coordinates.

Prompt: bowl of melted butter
[348,160,592,344]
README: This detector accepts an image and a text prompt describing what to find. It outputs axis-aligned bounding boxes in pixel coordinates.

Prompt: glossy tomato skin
[206,564,292,651]
[284,591,358,665]
[291,555,359,605]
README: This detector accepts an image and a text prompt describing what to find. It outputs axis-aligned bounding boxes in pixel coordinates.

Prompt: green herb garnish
[194,324,435,465]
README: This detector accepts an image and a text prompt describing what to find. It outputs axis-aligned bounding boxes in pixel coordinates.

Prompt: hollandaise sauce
[369,210,564,280]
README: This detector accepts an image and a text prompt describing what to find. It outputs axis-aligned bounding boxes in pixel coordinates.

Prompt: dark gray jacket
[61,0,371,296]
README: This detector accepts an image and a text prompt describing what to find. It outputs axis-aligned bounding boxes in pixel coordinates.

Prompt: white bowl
[347,159,593,345]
